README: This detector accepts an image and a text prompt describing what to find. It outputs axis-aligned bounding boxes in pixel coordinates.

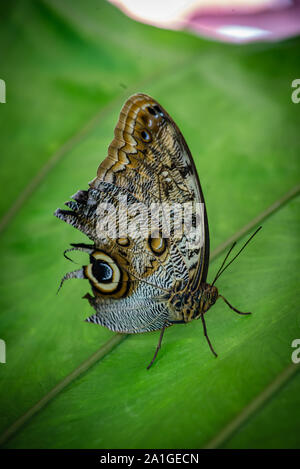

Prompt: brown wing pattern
[91,93,209,282]
[55,94,209,332]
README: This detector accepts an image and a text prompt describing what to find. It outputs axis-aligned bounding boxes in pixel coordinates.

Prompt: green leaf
[0,0,299,449]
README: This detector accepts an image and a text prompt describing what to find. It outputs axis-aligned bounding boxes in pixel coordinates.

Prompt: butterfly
[55,93,261,369]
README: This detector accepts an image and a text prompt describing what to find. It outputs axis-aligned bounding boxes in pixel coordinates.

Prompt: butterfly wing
[55,93,209,332]
[93,93,210,285]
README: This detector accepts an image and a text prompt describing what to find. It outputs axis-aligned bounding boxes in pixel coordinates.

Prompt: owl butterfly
[55,93,261,369]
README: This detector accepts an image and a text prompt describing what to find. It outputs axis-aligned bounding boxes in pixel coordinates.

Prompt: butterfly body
[168,281,219,323]
[55,93,256,367]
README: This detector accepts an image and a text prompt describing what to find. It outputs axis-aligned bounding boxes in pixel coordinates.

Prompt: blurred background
[0,0,299,449]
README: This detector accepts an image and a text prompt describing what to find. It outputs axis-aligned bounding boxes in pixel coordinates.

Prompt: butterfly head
[199,283,219,314]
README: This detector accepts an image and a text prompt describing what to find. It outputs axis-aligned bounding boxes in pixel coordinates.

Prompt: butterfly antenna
[211,241,237,286]
[212,226,262,286]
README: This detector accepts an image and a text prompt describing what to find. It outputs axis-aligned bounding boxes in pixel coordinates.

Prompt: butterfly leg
[147,323,167,370]
[219,295,251,315]
[200,314,218,357]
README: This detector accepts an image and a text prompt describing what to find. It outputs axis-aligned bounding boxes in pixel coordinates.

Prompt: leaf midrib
[203,363,300,449]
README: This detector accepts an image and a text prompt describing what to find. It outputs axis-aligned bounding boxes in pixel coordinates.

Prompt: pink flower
[109,0,300,43]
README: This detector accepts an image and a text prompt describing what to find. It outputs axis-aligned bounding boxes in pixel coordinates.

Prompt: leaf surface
[0,0,299,449]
